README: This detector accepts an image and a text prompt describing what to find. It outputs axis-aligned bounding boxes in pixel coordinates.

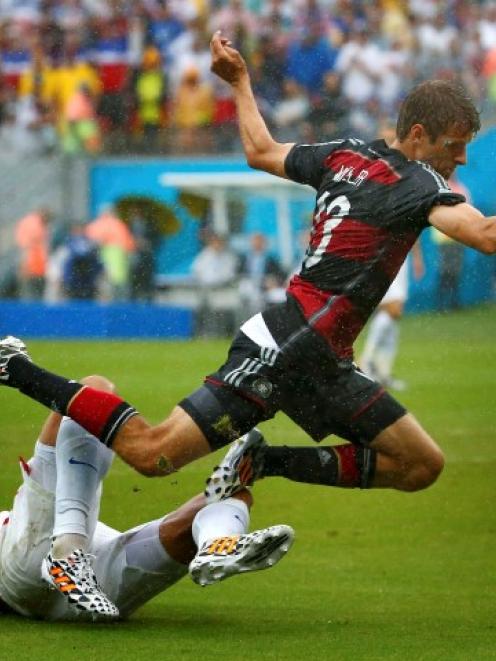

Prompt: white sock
[28,441,57,493]
[52,418,114,556]
[51,533,88,559]
[192,498,250,550]
[361,310,392,368]
[375,316,399,381]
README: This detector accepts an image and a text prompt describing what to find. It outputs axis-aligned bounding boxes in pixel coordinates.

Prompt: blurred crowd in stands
[9,204,292,336]
[0,0,496,157]
[12,206,157,302]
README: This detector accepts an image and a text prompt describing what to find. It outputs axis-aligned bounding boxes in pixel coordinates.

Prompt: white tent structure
[159,170,313,269]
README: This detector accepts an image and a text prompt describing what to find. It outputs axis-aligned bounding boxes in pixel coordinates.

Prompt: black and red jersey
[277,138,464,359]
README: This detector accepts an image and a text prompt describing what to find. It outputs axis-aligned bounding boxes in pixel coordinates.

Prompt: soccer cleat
[0,336,31,384]
[189,524,295,587]
[41,549,119,619]
[205,428,267,503]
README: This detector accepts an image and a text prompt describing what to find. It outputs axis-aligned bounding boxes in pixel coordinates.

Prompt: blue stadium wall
[2,130,494,339]
[0,302,193,339]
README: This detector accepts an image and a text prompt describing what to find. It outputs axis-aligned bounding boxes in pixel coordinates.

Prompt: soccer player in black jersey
[1,32,495,499]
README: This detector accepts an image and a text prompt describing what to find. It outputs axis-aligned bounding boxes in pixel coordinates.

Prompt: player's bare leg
[153,487,293,587]
[204,415,444,501]
[111,407,212,477]
[368,413,444,491]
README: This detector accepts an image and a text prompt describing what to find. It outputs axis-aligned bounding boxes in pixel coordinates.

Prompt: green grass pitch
[1,306,495,660]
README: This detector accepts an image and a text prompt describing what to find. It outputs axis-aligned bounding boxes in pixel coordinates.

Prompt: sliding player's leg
[0,427,61,618]
[41,377,119,619]
[0,395,116,620]
[95,489,293,619]
[50,376,115,559]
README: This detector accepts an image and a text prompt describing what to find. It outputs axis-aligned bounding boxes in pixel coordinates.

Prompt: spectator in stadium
[128,210,156,303]
[147,0,186,72]
[306,71,348,141]
[85,206,136,301]
[91,15,131,152]
[170,65,215,153]
[192,230,238,290]
[2,39,496,515]
[62,224,102,300]
[0,375,293,620]
[0,1,492,159]
[14,207,52,300]
[62,82,102,155]
[334,21,383,108]
[4,92,56,155]
[192,231,238,336]
[17,43,55,111]
[237,232,286,322]
[167,17,213,93]
[209,0,259,46]
[130,46,165,154]
[52,46,102,122]
[271,79,310,141]
[284,20,337,99]
[250,34,286,116]
[259,0,295,41]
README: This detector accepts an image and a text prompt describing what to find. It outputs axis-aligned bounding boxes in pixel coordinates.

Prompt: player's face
[419,127,473,179]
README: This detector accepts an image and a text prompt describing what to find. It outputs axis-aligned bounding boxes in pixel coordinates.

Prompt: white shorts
[381,261,409,305]
[0,462,187,621]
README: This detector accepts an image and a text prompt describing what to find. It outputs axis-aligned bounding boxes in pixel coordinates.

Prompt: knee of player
[80,374,116,393]
[407,449,445,491]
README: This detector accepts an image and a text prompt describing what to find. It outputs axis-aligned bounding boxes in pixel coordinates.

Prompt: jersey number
[304,193,350,268]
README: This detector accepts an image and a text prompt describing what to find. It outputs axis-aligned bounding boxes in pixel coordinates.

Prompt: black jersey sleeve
[386,163,466,231]
[284,139,354,189]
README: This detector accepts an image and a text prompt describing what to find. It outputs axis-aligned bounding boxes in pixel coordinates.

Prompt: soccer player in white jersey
[0,375,293,621]
[360,242,423,390]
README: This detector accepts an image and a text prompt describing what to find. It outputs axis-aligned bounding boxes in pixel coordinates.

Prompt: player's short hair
[396,80,480,142]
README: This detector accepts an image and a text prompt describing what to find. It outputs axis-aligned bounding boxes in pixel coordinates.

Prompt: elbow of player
[245,149,264,170]
[478,237,496,255]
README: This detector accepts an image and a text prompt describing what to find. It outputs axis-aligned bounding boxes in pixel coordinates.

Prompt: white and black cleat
[42,549,119,620]
[205,428,267,503]
[0,336,31,384]
[189,524,295,587]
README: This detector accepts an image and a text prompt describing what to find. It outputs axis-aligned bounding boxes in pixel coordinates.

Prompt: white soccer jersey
[380,260,409,305]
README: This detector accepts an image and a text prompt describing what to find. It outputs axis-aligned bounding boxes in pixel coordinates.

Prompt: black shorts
[180,322,406,451]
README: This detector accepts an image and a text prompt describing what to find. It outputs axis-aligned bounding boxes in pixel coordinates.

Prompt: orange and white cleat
[189,525,294,587]
[41,549,119,620]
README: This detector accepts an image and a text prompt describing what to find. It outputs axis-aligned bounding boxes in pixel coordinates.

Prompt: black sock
[7,355,83,413]
[262,444,376,488]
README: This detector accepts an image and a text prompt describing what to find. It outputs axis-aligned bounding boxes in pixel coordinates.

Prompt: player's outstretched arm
[210,31,294,178]
[429,202,496,254]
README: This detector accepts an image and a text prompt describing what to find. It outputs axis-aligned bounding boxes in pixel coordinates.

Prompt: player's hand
[210,31,248,86]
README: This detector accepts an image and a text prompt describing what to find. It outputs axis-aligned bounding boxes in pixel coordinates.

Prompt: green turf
[1,306,496,660]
